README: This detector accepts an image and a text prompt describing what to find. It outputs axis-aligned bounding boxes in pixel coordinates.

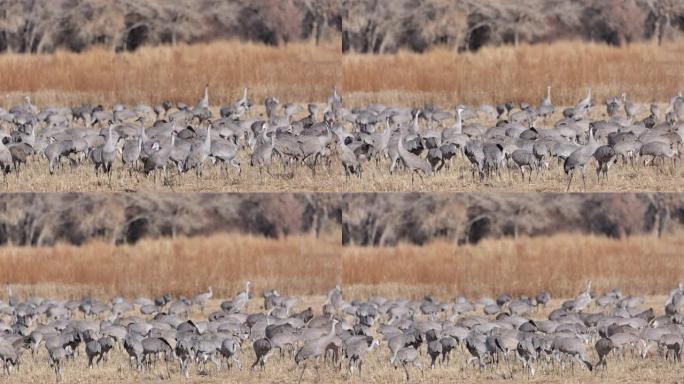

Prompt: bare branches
[0,0,343,53]
[343,0,684,53]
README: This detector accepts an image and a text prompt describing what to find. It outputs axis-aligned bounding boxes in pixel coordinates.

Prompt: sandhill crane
[464,140,485,181]
[564,127,599,191]
[48,346,67,382]
[340,138,362,180]
[622,93,645,121]
[295,319,339,384]
[511,149,537,183]
[516,335,538,376]
[640,142,678,168]
[85,339,102,369]
[536,291,550,308]
[0,340,19,377]
[465,333,491,370]
[427,340,442,369]
[595,338,615,372]
[553,336,593,372]
[231,280,252,313]
[606,96,621,118]
[197,84,209,109]
[572,281,592,311]
[574,88,592,119]
[211,139,241,177]
[344,337,379,377]
[144,132,177,183]
[642,104,660,128]
[397,127,432,185]
[141,337,173,378]
[483,142,505,180]
[391,346,423,382]
[251,124,275,179]
[101,122,118,184]
[192,286,212,312]
[593,145,616,182]
[538,85,555,120]
[122,136,142,176]
[185,125,212,178]
[251,338,272,371]
[0,140,12,182]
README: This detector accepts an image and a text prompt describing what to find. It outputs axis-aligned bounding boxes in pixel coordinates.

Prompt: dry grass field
[3,296,679,384]
[343,40,684,107]
[0,40,683,192]
[5,141,682,192]
[0,40,340,108]
[1,233,682,383]
[343,233,684,299]
[0,234,341,298]
[2,231,678,301]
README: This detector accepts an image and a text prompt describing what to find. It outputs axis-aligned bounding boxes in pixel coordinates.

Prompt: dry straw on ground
[6,142,683,192]
[0,41,340,107]
[343,40,684,107]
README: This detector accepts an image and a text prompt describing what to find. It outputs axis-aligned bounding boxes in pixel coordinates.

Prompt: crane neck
[455,110,462,133]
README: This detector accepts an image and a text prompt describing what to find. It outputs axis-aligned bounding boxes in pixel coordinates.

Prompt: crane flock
[0,87,682,190]
[1,282,683,382]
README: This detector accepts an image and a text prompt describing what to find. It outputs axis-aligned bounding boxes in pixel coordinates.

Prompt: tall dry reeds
[342,40,684,106]
[343,233,684,299]
[0,41,340,107]
[0,234,340,298]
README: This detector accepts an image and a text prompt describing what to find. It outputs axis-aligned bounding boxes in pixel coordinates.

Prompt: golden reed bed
[1,232,680,300]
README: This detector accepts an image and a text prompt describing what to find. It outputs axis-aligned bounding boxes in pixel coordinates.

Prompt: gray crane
[340,138,362,180]
[101,122,118,184]
[295,319,339,384]
[511,149,537,183]
[483,142,506,181]
[144,132,177,183]
[185,125,212,178]
[552,336,593,372]
[197,83,209,109]
[0,140,12,182]
[573,88,593,120]
[594,337,615,372]
[397,127,432,185]
[344,337,379,377]
[640,142,678,168]
[564,127,599,191]
[622,93,645,121]
[47,346,67,382]
[251,338,272,371]
[122,136,142,176]
[538,85,555,120]
[192,286,212,313]
[593,145,616,182]
[251,124,276,179]
[0,339,19,377]
[391,346,423,382]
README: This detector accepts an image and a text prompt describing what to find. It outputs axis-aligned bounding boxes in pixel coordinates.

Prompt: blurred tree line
[0,0,342,53]
[342,0,684,53]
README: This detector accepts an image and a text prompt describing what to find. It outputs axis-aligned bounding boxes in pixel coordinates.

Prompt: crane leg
[297,363,307,384]
[566,171,574,192]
